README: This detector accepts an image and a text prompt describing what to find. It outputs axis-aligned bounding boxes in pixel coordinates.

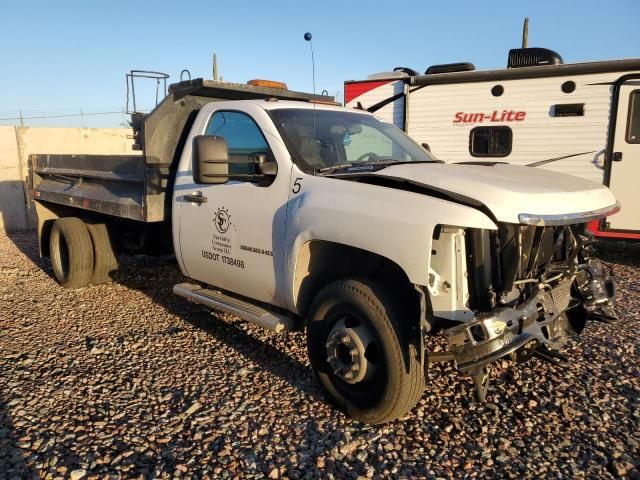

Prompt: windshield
[269,108,437,173]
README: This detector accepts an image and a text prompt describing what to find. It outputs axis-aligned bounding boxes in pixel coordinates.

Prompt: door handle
[613,152,623,162]
[184,191,208,204]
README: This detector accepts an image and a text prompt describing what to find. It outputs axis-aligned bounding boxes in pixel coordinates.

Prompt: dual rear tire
[49,218,117,288]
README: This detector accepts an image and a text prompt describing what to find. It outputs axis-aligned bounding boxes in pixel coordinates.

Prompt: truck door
[176,108,289,305]
[608,78,640,232]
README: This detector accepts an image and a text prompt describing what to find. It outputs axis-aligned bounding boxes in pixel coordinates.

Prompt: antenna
[304,32,316,94]
[522,17,529,48]
[303,32,318,142]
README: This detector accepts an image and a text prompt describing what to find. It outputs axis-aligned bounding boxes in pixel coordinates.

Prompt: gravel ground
[1,231,639,480]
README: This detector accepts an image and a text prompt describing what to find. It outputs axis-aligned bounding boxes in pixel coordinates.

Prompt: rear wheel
[307,278,424,424]
[49,217,94,288]
[86,223,118,284]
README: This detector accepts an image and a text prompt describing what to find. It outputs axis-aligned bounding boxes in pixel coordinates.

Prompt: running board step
[173,283,294,333]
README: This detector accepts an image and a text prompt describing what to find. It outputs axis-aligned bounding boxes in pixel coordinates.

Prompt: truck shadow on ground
[3,229,53,276]
[109,254,328,405]
[2,230,328,406]
[2,232,333,476]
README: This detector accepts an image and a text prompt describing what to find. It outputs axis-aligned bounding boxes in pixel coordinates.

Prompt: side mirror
[421,142,431,152]
[193,135,229,184]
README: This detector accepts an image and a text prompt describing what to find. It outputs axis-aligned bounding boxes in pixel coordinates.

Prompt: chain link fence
[0,106,155,129]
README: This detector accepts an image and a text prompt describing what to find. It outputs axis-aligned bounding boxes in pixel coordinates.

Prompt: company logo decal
[202,207,244,269]
[453,110,526,124]
[214,207,230,234]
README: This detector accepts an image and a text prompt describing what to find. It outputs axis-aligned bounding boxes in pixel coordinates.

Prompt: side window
[469,126,512,157]
[205,111,270,174]
[627,90,640,144]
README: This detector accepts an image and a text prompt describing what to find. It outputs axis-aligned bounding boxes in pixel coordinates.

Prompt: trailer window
[469,126,512,157]
[627,90,640,144]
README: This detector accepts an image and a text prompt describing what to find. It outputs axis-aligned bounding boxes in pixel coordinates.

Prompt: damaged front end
[433,222,616,401]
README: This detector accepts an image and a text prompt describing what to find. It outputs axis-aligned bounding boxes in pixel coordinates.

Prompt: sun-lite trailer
[345,48,640,239]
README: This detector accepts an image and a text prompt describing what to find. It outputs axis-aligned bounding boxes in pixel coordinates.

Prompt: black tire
[307,278,424,424]
[86,223,118,284]
[49,217,94,288]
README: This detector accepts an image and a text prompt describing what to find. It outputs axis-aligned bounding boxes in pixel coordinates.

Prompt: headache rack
[29,77,334,223]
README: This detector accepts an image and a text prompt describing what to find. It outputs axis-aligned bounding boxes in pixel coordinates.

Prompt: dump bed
[30,154,159,222]
[29,78,334,223]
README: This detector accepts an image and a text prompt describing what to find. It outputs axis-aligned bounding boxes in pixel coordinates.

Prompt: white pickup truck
[29,78,618,423]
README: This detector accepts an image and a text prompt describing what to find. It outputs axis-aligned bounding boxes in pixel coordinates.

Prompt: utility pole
[522,17,529,49]
[19,110,24,127]
[213,52,218,81]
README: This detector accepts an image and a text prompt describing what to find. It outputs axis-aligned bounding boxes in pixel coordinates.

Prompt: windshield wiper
[317,159,440,175]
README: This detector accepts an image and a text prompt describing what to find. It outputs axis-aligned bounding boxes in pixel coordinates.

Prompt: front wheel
[307,279,424,424]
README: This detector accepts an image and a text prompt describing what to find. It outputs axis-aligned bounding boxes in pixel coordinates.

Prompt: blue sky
[0,0,638,127]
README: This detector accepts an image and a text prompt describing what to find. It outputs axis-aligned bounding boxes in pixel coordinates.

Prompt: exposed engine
[466,224,612,311]
[441,223,617,401]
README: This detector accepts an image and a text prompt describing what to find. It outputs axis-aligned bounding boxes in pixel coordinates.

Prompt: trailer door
[608,79,640,231]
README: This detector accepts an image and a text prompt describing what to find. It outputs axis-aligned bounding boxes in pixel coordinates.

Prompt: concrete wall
[0,128,24,232]
[0,127,138,232]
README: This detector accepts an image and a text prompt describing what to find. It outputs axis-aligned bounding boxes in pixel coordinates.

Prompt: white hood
[370,163,618,224]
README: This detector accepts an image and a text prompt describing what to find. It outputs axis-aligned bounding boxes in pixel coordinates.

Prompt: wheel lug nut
[342,335,350,343]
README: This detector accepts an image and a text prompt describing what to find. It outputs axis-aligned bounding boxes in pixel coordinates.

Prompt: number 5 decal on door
[292,177,303,194]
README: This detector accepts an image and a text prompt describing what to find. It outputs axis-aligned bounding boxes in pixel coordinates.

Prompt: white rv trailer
[345,48,640,239]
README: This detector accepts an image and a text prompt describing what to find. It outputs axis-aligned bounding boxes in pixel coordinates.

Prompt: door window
[205,111,271,174]
[626,90,640,144]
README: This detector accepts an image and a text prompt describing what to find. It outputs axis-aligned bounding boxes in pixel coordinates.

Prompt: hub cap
[325,318,376,384]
